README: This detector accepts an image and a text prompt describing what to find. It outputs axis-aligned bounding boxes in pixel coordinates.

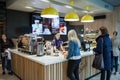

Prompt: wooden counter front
[11,51,99,80]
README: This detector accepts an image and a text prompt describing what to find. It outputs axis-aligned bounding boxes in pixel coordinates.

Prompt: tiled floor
[90,72,120,80]
[0,65,20,80]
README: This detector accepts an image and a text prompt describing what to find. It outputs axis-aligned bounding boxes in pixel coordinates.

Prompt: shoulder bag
[92,38,104,70]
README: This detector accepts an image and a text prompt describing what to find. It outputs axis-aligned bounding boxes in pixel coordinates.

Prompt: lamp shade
[64,12,79,21]
[81,14,94,22]
[41,7,59,18]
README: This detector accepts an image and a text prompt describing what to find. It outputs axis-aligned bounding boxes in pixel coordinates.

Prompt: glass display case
[84,29,99,50]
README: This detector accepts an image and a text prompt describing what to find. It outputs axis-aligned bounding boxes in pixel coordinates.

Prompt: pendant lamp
[64,11,79,21]
[81,5,94,22]
[81,14,94,22]
[64,0,79,21]
[41,7,59,18]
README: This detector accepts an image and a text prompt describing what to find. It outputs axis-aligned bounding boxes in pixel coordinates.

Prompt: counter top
[10,49,94,66]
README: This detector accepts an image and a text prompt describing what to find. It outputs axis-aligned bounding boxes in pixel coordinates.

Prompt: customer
[52,33,64,51]
[66,30,81,80]
[93,27,111,80]
[111,31,120,75]
[0,34,14,75]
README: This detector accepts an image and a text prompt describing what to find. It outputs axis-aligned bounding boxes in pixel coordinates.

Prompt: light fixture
[81,14,94,22]
[41,0,50,3]
[81,5,94,22]
[25,6,33,9]
[65,5,72,9]
[64,0,79,21]
[64,11,79,21]
[41,7,59,18]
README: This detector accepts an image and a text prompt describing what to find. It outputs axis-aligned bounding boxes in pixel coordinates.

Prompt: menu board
[31,13,67,35]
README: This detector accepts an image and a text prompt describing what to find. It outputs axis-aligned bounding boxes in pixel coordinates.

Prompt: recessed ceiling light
[25,6,33,9]
[65,5,72,9]
[41,0,50,3]
[81,10,94,13]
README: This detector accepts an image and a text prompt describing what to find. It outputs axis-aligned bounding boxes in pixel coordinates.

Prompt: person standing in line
[0,34,14,75]
[111,31,120,75]
[93,27,111,80]
[66,30,81,80]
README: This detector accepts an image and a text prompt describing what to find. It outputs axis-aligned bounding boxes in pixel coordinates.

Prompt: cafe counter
[10,49,99,80]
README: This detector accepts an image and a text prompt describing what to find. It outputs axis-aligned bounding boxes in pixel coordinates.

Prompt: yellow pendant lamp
[41,7,59,18]
[81,5,94,22]
[64,0,79,21]
[81,14,94,22]
[64,11,79,21]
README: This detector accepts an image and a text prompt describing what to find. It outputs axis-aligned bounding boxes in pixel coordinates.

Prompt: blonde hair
[68,30,81,47]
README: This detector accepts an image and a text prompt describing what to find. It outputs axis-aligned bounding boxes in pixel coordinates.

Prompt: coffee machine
[36,37,44,56]
[28,34,37,54]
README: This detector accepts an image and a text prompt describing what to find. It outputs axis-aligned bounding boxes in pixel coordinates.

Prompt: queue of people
[0,27,120,80]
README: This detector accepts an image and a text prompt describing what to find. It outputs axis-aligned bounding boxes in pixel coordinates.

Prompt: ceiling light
[25,6,33,9]
[65,5,72,9]
[64,11,79,21]
[81,5,94,22]
[64,0,79,21]
[41,0,50,3]
[81,14,94,22]
[82,11,94,14]
[41,7,59,18]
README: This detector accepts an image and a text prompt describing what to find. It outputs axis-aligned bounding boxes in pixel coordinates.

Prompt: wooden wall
[69,7,120,38]
[69,13,114,38]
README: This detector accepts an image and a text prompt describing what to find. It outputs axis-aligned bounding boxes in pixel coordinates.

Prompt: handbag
[92,38,104,70]
[92,53,104,70]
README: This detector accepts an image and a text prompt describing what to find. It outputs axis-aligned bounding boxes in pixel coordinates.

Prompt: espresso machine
[36,37,44,56]
[28,34,37,54]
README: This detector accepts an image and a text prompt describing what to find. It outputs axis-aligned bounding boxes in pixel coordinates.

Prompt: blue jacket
[66,40,80,59]
[93,34,111,70]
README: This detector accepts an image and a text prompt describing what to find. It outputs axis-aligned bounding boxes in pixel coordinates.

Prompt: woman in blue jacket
[93,27,111,80]
[66,30,81,80]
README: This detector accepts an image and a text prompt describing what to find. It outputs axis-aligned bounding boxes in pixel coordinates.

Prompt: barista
[52,33,64,52]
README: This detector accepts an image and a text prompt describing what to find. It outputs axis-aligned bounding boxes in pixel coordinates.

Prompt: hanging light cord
[70,0,74,6]
[86,5,89,11]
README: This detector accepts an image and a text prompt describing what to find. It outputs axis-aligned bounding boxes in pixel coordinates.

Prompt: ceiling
[103,0,120,7]
[6,0,116,16]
